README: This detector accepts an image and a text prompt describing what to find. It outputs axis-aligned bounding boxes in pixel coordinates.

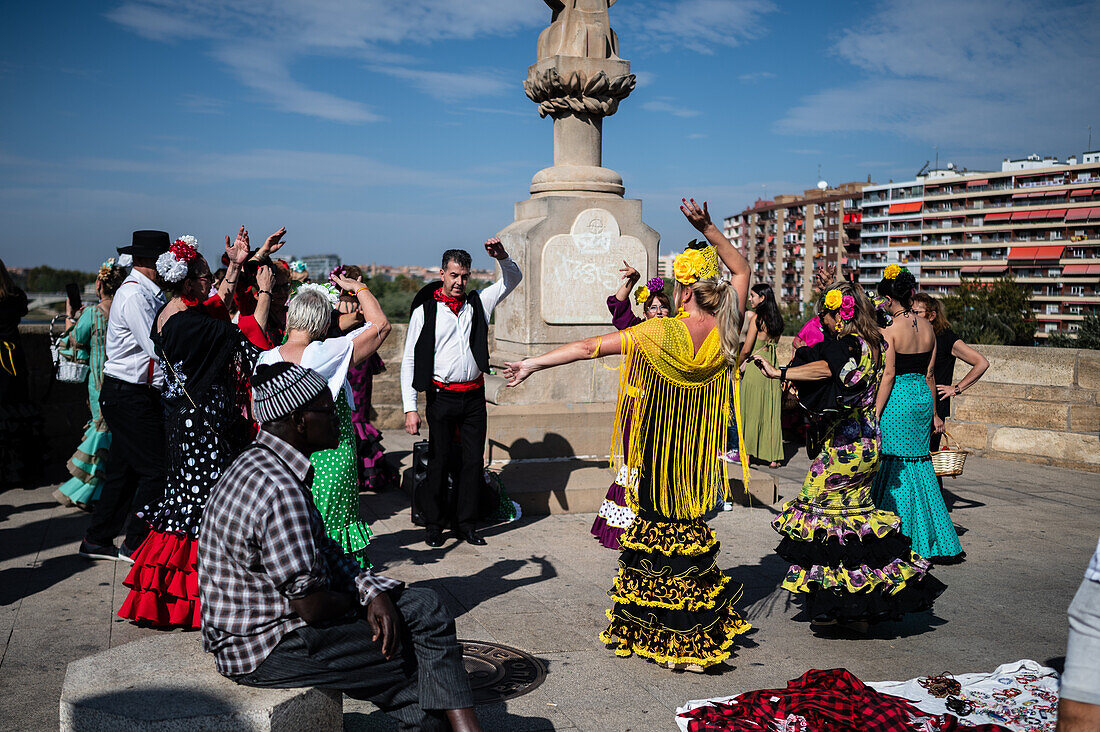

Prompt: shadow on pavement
[942,487,985,512]
[0,509,87,564]
[0,553,92,606]
[410,556,558,618]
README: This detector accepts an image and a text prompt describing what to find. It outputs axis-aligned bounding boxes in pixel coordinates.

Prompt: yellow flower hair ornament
[883,264,901,279]
[824,289,843,310]
[633,285,651,305]
[673,239,720,285]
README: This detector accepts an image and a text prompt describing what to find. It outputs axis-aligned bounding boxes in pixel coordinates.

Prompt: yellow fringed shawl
[610,317,731,520]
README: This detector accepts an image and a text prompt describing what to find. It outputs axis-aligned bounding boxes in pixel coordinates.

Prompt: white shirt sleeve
[301,324,371,402]
[401,306,425,414]
[477,257,522,320]
[122,289,164,386]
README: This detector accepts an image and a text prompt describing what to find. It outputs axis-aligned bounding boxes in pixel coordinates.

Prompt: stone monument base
[60,634,342,731]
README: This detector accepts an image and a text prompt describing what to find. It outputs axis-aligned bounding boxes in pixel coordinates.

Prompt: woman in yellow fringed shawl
[503,199,753,672]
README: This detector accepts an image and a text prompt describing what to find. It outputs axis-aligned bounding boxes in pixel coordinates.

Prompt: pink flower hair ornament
[838,294,856,321]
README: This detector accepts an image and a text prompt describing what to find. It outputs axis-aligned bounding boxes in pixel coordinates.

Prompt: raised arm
[217,226,250,307]
[502,331,624,387]
[331,272,391,366]
[252,265,274,332]
[613,260,640,302]
[681,198,749,315]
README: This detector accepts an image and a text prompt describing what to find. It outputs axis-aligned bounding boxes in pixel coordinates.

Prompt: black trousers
[86,375,166,549]
[237,587,472,732]
[417,387,487,533]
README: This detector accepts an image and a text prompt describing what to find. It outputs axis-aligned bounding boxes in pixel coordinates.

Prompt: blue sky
[2,0,1098,272]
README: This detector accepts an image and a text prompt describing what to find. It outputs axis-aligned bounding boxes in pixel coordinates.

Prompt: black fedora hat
[118,230,171,258]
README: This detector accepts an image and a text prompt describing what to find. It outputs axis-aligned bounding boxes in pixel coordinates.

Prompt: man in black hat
[400,237,521,548]
[79,230,170,561]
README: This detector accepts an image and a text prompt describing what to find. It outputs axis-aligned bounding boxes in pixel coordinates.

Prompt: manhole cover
[460,640,547,704]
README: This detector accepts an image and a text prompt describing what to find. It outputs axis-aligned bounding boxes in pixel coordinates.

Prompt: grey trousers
[236,587,472,731]
[1062,577,1100,706]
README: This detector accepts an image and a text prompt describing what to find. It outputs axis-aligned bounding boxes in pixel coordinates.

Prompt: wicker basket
[930,431,969,478]
[50,315,90,384]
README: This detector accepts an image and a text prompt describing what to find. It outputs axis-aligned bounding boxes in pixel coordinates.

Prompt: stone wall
[21,325,1099,474]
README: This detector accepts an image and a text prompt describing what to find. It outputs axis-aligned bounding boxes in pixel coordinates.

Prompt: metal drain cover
[460,640,547,704]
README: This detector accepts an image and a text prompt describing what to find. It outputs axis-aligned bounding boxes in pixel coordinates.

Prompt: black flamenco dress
[118,303,259,628]
[771,333,945,624]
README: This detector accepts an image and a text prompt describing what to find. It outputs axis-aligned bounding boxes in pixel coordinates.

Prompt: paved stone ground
[1,433,1096,731]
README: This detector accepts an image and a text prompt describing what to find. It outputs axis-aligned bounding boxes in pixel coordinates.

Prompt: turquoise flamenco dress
[57,306,111,508]
[872,350,964,560]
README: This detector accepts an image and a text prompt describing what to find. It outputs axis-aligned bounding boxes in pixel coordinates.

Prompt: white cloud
[370,66,510,103]
[617,0,778,54]
[107,0,546,123]
[738,71,775,82]
[777,0,1100,152]
[178,93,226,114]
[642,98,701,118]
[76,148,479,189]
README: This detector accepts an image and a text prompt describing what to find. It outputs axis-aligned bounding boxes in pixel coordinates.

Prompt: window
[1071,286,1085,295]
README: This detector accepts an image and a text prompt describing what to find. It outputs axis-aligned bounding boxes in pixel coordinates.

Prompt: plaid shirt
[198,429,402,677]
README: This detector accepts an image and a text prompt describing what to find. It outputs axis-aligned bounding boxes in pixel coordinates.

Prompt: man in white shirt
[79,230,170,561]
[401,238,521,547]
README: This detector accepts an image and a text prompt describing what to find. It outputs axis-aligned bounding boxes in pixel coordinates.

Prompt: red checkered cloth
[682,669,1012,732]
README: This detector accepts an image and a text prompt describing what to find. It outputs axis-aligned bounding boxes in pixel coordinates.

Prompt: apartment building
[731,182,866,304]
[858,153,1100,339]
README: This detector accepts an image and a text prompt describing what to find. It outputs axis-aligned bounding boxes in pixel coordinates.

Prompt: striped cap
[251,362,329,424]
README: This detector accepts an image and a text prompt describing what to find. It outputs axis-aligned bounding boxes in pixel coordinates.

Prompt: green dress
[58,306,111,507]
[309,395,373,568]
[739,338,784,463]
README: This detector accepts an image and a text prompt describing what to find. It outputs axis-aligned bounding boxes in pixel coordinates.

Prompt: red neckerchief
[433,286,465,316]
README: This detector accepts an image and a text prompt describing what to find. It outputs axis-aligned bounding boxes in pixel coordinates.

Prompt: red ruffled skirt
[117,530,200,628]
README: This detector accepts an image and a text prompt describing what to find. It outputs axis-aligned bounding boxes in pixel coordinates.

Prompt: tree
[1047,310,1100,350]
[17,266,97,292]
[940,275,1036,346]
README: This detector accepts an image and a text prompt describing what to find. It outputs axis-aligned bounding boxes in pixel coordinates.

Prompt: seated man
[198,362,480,732]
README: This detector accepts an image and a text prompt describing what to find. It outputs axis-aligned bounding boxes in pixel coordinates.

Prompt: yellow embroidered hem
[771,500,903,543]
[780,552,929,595]
[610,569,730,612]
[600,607,752,668]
[619,517,716,557]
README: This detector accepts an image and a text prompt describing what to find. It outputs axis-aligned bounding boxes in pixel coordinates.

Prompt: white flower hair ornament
[156,237,201,283]
[294,282,340,307]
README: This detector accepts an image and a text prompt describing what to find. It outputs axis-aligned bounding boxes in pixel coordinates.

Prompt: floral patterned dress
[771,333,946,623]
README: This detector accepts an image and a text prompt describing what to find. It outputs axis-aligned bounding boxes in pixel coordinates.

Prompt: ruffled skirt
[590,481,636,550]
[57,418,111,507]
[311,396,372,568]
[772,499,946,623]
[600,517,751,667]
[118,530,200,628]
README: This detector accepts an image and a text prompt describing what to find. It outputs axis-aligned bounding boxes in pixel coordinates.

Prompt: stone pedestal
[59,635,342,731]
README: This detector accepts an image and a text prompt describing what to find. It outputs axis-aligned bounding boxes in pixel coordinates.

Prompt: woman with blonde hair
[754,279,945,631]
[54,259,128,509]
[910,292,988,453]
[255,273,390,567]
[503,199,753,672]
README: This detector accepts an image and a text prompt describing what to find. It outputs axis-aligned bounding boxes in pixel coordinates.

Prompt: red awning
[982,265,1008,274]
[1070,189,1094,197]
[966,179,989,187]
[984,211,1012,221]
[1091,207,1100,220]
[1011,192,1030,200]
[960,266,983,275]
[1010,211,1031,221]
[888,201,923,214]
[1063,264,1091,275]
[1091,264,1100,275]
[1033,245,1065,259]
[1067,207,1091,221]
[1008,247,1037,260]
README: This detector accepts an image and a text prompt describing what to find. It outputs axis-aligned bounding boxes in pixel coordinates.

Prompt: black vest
[410,281,490,391]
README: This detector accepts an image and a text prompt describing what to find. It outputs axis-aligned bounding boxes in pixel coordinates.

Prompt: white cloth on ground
[867,659,1059,732]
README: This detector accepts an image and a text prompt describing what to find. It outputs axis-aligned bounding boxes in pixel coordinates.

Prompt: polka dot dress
[309,395,373,568]
[872,373,963,558]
